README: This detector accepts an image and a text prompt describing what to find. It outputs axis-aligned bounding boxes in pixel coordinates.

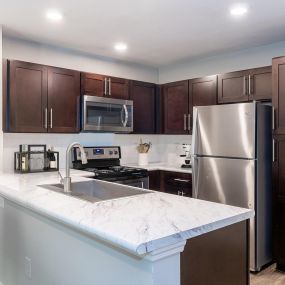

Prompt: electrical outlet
[24,257,32,279]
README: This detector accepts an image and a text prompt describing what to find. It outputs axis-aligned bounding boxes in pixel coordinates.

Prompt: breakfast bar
[0,170,253,285]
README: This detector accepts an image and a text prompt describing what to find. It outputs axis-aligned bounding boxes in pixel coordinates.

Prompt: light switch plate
[0,197,4,209]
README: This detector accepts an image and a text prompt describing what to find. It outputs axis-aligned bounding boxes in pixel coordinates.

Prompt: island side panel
[0,196,4,285]
[0,198,158,285]
[181,220,249,285]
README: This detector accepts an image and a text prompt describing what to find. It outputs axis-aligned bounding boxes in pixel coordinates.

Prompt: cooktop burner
[82,166,148,180]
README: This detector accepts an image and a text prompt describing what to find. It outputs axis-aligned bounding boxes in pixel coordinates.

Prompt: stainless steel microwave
[81,95,133,133]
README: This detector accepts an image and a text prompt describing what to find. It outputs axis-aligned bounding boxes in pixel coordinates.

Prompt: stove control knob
[114,151,118,155]
[109,151,113,155]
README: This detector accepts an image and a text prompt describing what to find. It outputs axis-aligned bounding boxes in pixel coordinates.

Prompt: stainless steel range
[72,146,149,189]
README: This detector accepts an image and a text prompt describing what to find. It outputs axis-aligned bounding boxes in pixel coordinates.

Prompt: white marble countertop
[124,162,192,174]
[0,170,253,257]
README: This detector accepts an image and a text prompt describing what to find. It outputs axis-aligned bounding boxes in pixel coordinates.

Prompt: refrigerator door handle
[192,107,198,155]
[184,114,187,131]
[192,155,199,198]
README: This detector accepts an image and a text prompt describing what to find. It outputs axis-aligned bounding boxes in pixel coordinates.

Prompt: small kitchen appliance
[180,144,192,168]
[72,146,149,189]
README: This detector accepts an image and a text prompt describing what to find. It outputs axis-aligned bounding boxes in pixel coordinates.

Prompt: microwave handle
[123,105,128,127]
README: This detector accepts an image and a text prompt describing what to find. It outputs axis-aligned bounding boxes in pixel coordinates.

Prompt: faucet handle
[58,171,64,185]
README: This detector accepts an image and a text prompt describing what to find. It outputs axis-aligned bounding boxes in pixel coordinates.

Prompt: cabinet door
[274,197,285,271]
[162,81,189,134]
[8,60,48,132]
[273,136,285,197]
[163,171,192,197]
[108,77,129,99]
[148,170,162,191]
[273,57,285,135]
[48,67,80,133]
[249,66,272,101]
[191,75,217,107]
[273,135,285,270]
[81,73,106,96]
[130,81,156,134]
[218,71,249,103]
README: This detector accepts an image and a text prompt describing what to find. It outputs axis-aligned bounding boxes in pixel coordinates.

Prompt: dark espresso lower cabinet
[148,170,192,197]
[181,221,249,285]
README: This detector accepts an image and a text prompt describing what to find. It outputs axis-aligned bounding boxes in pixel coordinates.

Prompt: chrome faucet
[63,142,88,193]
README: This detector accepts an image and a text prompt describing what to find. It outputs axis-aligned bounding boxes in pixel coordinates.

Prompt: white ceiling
[1,0,285,67]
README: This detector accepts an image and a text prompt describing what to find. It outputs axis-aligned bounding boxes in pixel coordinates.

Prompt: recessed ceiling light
[230,5,248,16]
[46,10,63,22]
[114,43,128,52]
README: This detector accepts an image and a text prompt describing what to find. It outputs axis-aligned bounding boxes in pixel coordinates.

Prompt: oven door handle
[123,104,128,127]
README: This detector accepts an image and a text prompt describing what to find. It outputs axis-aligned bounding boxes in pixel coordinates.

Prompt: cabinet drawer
[163,171,192,197]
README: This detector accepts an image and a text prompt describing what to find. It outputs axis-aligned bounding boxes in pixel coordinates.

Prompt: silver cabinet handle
[248,75,251,95]
[50,108,53,129]
[178,191,186,196]
[108,78,111,96]
[44,108,48,129]
[122,105,128,127]
[188,114,191,131]
[104,78,107,96]
[272,107,275,130]
[174,178,190,183]
[243,76,248,95]
[184,114,187,131]
[273,139,276,162]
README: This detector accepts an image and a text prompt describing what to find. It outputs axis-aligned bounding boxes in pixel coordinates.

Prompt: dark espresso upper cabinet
[48,67,80,133]
[5,60,80,133]
[130,80,156,134]
[81,72,129,99]
[108,76,129,100]
[80,73,105,97]
[249,66,272,101]
[7,60,48,133]
[190,75,217,107]
[273,57,285,135]
[218,66,272,104]
[162,80,190,134]
[218,70,250,103]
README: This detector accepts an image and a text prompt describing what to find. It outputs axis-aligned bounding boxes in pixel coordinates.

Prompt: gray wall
[159,40,285,83]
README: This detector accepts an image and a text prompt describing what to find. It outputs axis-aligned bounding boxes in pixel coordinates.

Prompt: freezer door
[192,156,256,269]
[192,103,256,158]
[192,156,255,207]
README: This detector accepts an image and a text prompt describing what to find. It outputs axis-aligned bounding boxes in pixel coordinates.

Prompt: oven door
[114,177,149,189]
[82,95,133,133]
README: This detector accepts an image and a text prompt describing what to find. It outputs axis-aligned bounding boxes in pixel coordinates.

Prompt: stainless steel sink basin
[39,180,151,203]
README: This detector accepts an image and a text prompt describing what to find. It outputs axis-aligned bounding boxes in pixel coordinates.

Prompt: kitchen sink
[38,179,151,203]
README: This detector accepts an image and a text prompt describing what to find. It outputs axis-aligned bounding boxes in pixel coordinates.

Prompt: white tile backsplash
[3,133,191,173]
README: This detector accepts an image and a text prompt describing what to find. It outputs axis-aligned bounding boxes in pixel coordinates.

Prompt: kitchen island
[0,170,253,285]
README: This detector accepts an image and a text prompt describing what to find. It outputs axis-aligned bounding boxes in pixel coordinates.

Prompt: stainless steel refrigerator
[191,102,272,272]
